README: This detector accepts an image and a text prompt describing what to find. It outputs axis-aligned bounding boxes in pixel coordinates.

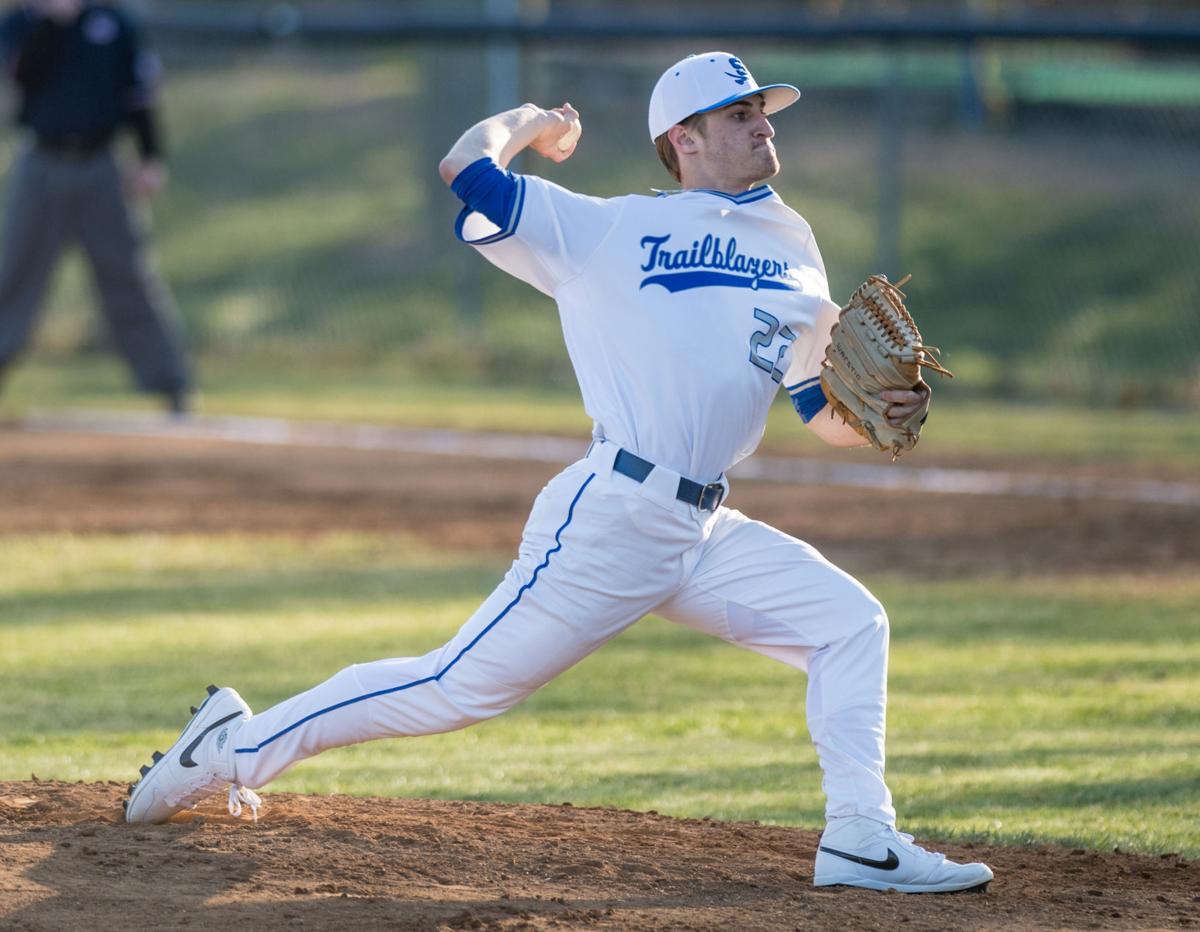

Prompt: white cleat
[813,816,993,893]
[125,685,261,824]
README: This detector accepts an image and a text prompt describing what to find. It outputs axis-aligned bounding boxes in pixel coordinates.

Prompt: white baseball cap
[648,52,800,142]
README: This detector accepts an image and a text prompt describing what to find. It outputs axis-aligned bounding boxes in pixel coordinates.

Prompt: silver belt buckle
[700,482,724,511]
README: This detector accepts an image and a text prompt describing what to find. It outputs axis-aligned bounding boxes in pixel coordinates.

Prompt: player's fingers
[883,382,930,424]
[886,408,921,426]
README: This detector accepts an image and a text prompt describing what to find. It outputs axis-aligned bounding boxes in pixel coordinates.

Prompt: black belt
[613,448,725,512]
[36,135,110,157]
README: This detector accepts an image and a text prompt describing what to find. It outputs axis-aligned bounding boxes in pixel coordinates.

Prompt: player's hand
[882,382,930,427]
[528,103,581,163]
[127,160,169,200]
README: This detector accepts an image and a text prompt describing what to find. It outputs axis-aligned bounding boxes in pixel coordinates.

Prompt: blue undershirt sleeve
[787,376,828,423]
[450,157,519,230]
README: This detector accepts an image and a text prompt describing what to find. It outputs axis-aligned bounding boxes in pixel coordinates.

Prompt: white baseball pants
[231,440,895,825]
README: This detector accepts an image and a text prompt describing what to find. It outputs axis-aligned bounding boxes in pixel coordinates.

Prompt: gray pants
[0,141,191,395]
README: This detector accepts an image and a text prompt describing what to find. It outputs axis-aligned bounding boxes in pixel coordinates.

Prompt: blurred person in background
[0,0,192,413]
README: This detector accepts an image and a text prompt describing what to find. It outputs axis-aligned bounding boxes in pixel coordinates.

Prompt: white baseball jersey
[229,173,895,830]
[458,179,842,484]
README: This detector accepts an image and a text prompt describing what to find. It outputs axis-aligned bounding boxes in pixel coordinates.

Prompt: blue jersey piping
[654,185,775,205]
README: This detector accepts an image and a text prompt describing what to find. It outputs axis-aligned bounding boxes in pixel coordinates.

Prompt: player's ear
[668,123,701,156]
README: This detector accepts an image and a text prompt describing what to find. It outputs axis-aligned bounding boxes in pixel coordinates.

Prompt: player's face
[691,96,779,191]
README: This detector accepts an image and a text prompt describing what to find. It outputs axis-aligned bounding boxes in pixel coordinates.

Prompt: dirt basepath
[1,781,1196,931]
[2,430,1198,578]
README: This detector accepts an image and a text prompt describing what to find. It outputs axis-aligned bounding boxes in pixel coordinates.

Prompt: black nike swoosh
[819,845,901,871]
[179,711,242,768]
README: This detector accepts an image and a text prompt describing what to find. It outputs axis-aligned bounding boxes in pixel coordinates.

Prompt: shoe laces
[164,772,227,810]
[890,827,944,860]
[227,784,262,821]
[162,775,261,822]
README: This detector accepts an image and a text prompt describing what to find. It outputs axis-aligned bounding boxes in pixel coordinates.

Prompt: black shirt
[0,2,162,157]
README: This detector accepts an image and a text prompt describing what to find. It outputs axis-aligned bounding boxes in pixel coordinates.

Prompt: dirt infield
[2,427,1198,929]
[3,428,1199,577]
[1,780,1197,931]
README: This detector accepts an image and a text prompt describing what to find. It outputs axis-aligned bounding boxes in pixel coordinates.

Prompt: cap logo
[648,52,799,141]
[725,57,750,86]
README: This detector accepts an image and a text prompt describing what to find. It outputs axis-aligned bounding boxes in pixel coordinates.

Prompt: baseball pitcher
[124,52,992,894]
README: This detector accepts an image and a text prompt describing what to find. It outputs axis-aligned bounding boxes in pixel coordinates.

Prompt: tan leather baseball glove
[819,274,953,459]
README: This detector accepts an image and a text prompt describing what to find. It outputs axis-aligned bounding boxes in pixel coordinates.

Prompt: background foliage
[1,34,1197,409]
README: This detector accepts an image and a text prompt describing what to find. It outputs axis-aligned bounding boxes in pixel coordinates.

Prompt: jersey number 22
[748,307,795,384]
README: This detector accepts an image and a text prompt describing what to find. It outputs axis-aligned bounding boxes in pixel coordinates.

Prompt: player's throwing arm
[439,102,581,182]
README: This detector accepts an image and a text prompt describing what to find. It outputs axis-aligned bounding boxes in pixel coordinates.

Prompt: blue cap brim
[695,83,801,117]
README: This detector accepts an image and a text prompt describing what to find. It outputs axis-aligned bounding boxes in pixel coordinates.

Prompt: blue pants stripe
[234,472,596,755]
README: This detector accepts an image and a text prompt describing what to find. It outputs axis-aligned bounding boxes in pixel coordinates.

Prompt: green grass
[2,533,1197,856]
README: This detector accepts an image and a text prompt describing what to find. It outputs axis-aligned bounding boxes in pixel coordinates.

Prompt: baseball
[557,120,581,152]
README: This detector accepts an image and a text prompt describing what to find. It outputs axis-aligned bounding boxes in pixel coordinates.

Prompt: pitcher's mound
[1,780,1195,930]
